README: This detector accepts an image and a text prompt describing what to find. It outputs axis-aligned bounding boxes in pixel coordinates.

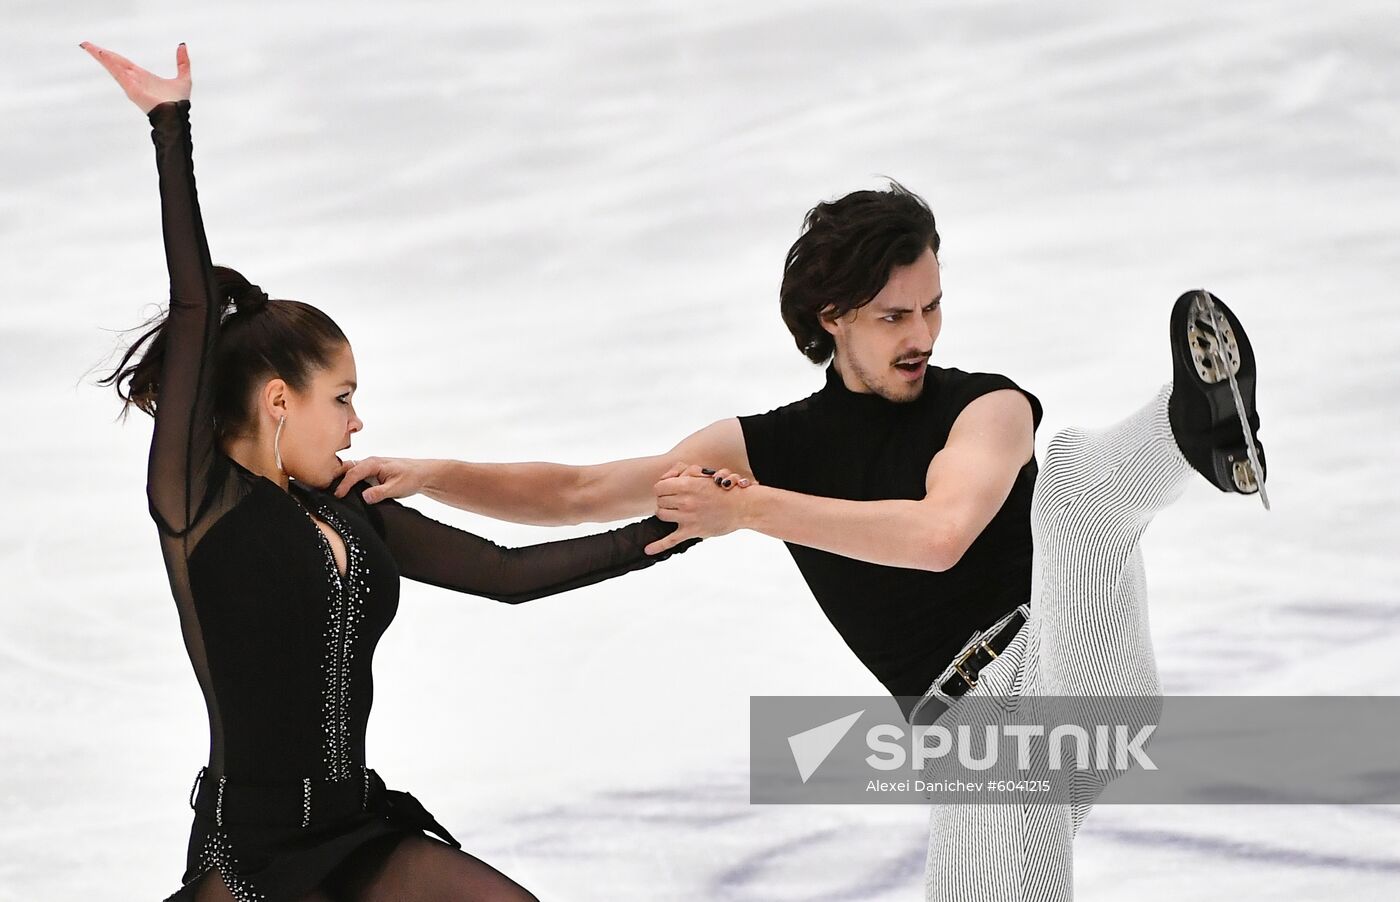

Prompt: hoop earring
[274,415,286,474]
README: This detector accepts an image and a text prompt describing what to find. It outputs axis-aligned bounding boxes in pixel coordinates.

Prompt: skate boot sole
[1169,289,1267,501]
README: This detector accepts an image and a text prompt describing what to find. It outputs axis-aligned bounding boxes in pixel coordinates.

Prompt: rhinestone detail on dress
[192,832,267,902]
[303,503,367,782]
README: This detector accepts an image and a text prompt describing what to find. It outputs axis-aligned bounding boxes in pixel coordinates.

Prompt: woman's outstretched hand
[79,41,191,114]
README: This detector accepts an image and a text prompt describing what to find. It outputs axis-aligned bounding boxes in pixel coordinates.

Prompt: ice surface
[3,1,1398,898]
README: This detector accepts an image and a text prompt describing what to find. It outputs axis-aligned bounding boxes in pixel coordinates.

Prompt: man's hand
[645,463,756,555]
[334,456,435,504]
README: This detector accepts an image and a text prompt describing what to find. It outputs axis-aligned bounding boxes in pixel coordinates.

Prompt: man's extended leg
[1032,381,1189,702]
[925,291,1266,900]
[1034,288,1267,715]
[924,384,1190,902]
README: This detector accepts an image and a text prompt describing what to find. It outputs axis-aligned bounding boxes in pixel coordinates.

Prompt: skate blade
[1201,292,1270,511]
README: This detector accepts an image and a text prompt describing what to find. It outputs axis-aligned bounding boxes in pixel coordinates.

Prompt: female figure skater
[82,42,696,901]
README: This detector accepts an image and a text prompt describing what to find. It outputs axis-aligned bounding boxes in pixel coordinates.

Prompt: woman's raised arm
[83,43,222,535]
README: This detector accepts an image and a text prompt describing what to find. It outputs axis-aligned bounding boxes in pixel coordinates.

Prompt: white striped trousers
[924,383,1192,901]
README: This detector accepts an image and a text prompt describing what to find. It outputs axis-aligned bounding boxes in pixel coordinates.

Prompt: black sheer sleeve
[350,487,701,604]
[144,99,224,537]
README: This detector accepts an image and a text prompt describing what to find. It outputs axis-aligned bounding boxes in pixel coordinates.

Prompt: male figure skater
[337,182,1267,900]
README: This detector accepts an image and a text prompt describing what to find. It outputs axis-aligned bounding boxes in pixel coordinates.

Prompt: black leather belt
[910,608,1027,726]
[940,608,1026,697]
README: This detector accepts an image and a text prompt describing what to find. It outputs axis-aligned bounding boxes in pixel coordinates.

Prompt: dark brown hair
[100,266,348,441]
[779,180,940,363]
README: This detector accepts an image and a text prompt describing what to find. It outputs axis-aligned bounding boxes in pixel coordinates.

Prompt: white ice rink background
[2,1,1399,898]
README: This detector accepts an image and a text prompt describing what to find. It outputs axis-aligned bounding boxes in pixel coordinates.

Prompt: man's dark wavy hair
[779,180,940,363]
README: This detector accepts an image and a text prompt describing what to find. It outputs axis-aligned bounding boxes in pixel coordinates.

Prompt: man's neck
[829,356,873,395]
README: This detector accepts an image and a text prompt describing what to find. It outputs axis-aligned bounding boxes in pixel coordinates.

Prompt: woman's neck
[222,433,290,491]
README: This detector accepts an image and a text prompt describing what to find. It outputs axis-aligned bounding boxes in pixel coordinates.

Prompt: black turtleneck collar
[820,361,937,415]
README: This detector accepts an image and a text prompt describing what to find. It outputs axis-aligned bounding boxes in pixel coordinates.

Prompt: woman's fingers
[709,468,753,489]
[84,43,139,80]
[79,41,191,112]
[79,43,120,80]
[80,41,146,103]
[679,464,730,484]
[657,462,753,491]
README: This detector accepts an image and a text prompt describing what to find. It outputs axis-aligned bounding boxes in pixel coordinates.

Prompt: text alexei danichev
[866,779,1054,793]
[867,779,983,793]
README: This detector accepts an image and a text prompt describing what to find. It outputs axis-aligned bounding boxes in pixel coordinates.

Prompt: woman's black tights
[188,832,539,902]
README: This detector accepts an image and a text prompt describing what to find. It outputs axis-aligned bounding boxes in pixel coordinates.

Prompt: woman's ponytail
[100,266,346,441]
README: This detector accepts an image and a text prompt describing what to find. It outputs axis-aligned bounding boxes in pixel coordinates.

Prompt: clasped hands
[644,464,757,556]
[330,455,758,557]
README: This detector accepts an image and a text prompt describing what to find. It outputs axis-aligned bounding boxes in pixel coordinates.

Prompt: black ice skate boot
[1169,289,1270,509]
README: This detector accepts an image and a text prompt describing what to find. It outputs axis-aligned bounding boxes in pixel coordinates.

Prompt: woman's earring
[274,414,286,474]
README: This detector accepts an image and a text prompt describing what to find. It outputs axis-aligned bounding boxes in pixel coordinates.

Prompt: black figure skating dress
[143,99,696,901]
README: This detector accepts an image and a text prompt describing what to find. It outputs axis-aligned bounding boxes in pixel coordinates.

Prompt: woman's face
[279,341,363,488]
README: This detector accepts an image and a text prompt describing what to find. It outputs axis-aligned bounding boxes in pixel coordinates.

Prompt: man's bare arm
[568,418,750,523]
[648,390,1034,569]
[336,418,751,527]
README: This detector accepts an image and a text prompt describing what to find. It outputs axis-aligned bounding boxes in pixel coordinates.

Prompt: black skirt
[164,768,459,901]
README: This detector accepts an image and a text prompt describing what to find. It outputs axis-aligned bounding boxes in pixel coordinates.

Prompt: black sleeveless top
[738,362,1043,718]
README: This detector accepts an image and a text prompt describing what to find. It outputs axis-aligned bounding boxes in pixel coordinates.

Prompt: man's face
[821,246,942,402]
